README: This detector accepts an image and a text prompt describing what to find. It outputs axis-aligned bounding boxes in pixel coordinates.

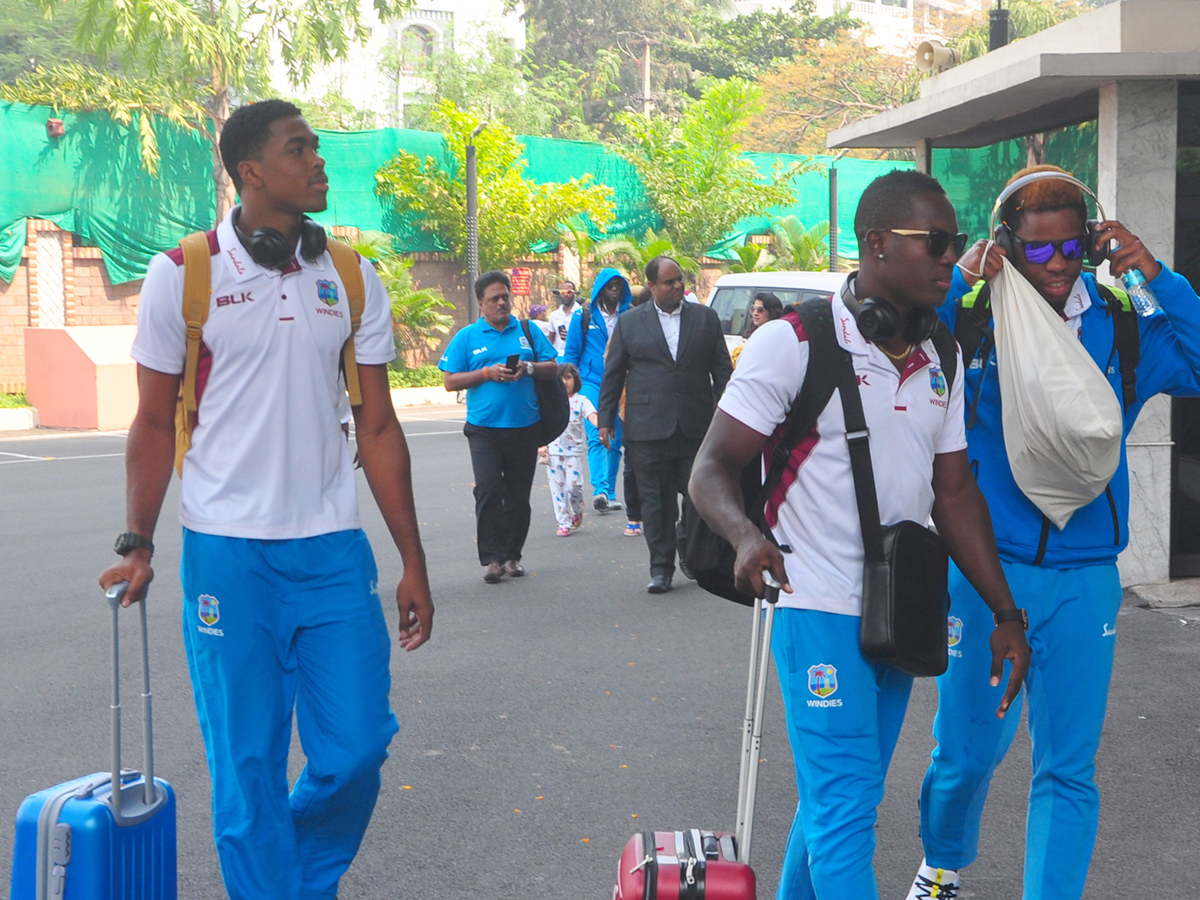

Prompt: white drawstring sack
[989,257,1123,529]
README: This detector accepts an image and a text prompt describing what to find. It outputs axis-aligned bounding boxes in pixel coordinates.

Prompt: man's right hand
[733,533,792,599]
[99,549,154,607]
[598,426,614,449]
[989,620,1030,719]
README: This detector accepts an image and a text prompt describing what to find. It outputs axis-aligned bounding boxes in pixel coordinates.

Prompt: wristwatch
[993,608,1028,630]
[114,532,154,557]
[523,361,535,377]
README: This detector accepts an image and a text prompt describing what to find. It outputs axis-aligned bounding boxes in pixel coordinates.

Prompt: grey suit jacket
[597,299,733,443]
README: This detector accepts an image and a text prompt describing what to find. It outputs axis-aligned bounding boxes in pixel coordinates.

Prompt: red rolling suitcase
[10,583,177,900]
[612,576,781,900]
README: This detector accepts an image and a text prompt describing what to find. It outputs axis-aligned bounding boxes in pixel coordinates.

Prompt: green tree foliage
[728,243,777,273]
[663,0,856,81]
[594,228,699,283]
[948,0,1078,62]
[294,88,378,131]
[399,33,620,140]
[614,78,801,259]
[375,101,615,271]
[770,216,830,271]
[0,0,104,83]
[0,0,410,216]
[354,231,454,363]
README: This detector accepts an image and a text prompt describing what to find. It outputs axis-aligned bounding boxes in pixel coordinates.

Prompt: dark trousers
[624,430,701,577]
[623,455,642,522]
[464,423,539,566]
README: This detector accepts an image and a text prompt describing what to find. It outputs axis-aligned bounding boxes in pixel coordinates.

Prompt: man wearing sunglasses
[907,165,1200,900]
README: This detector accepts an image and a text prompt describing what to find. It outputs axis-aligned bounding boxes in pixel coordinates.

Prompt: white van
[704,271,847,353]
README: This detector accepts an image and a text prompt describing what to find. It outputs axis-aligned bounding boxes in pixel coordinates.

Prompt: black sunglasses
[1011,234,1089,265]
[884,229,969,259]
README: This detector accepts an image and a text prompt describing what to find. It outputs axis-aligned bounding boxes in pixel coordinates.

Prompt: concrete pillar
[1098,80,1178,586]
[914,138,933,174]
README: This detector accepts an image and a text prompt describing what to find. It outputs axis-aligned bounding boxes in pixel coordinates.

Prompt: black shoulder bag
[520,319,570,446]
[835,339,951,678]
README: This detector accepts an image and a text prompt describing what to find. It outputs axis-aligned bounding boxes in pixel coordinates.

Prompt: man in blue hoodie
[564,268,632,513]
[907,165,1200,900]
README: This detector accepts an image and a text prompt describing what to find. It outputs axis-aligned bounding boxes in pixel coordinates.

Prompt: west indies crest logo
[316,280,339,306]
[198,594,220,627]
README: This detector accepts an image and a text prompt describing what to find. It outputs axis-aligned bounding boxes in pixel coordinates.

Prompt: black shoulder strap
[953,283,994,371]
[579,306,590,355]
[519,318,541,363]
[1095,282,1140,409]
[931,320,958,393]
[835,344,886,564]
[749,298,841,523]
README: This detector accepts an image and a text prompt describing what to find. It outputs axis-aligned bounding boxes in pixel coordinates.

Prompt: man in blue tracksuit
[907,165,1200,900]
[564,267,632,512]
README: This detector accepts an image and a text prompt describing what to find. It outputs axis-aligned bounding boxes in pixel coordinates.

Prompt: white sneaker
[905,859,960,900]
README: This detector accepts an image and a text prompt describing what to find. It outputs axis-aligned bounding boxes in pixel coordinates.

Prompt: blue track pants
[581,381,622,500]
[919,560,1122,900]
[772,608,913,900]
[180,529,399,900]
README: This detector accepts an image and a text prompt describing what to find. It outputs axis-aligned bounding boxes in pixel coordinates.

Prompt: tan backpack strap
[175,231,212,476]
[327,239,366,406]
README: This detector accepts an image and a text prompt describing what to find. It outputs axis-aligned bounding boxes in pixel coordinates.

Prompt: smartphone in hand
[506,354,520,371]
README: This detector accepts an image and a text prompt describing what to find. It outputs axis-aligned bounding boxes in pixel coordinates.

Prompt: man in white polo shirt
[690,170,1029,900]
[99,100,434,900]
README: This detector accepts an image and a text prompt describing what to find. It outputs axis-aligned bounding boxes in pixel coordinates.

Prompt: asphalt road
[1,412,1198,899]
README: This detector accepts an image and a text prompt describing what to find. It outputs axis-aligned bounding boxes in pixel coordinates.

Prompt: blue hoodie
[938,263,1200,568]
[563,267,632,387]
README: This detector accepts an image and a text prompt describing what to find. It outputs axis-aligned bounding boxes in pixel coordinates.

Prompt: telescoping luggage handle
[734,571,781,865]
[104,582,167,826]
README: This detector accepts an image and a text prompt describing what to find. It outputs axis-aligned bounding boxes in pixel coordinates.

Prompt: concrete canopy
[827,0,1200,149]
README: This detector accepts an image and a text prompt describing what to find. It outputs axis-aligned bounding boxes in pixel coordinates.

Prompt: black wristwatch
[993,608,1028,630]
[114,532,154,557]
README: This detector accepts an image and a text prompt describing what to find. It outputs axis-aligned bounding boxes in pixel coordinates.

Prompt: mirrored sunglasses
[1013,234,1088,265]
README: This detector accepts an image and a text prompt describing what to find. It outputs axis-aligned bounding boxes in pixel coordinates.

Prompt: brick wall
[70,250,140,327]
[0,257,30,393]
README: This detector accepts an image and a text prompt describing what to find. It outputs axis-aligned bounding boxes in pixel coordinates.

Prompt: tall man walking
[563,267,632,512]
[98,99,434,900]
[598,256,732,593]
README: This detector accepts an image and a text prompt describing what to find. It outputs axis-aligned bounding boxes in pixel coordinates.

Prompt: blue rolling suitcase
[10,583,177,899]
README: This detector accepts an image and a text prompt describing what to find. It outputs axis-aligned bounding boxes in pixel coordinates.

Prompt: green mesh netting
[3,101,1095,286]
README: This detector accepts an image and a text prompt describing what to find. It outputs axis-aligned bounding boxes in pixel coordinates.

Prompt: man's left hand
[1095,220,1162,281]
[988,621,1030,719]
[395,568,434,651]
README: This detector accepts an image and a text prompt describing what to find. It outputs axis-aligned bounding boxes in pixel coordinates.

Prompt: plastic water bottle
[1120,267,1161,317]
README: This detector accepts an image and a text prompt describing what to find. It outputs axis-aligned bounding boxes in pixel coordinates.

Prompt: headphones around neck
[840,274,939,345]
[990,171,1108,267]
[233,206,327,271]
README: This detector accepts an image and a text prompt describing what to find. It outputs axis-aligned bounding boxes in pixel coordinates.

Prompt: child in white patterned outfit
[539,363,598,536]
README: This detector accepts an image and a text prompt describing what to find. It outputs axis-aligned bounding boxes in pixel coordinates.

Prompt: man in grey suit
[598,256,733,593]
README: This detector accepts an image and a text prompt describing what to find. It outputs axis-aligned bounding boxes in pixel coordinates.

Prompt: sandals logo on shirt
[806,664,842,707]
[947,615,963,658]
[316,280,339,305]
[197,594,224,636]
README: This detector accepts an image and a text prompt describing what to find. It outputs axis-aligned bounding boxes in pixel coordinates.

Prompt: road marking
[0,450,46,460]
[0,452,126,465]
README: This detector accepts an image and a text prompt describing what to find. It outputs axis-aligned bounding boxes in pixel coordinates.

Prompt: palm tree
[593,229,700,284]
[770,216,830,271]
[354,232,454,366]
[728,243,777,274]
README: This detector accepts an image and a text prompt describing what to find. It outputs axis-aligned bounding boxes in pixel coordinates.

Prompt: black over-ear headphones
[233,205,327,270]
[840,274,939,345]
[991,171,1109,267]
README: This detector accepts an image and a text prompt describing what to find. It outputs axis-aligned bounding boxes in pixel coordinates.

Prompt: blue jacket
[563,268,632,387]
[938,263,1200,568]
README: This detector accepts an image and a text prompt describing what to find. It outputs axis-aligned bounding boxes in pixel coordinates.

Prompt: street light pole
[828,149,849,272]
[466,121,488,323]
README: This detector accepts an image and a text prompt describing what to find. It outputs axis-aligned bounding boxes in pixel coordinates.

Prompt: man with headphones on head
[907,164,1200,900]
[99,99,435,900]
[691,169,1029,899]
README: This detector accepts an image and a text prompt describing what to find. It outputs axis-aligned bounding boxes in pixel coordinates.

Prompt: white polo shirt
[132,211,395,540]
[718,293,966,616]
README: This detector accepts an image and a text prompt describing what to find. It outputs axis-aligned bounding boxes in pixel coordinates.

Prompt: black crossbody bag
[834,345,951,678]
[519,319,570,446]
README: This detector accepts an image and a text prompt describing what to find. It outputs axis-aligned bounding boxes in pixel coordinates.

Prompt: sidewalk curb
[1125,579,1200,609]
[0,407,38,431]
[390,386,456,408]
